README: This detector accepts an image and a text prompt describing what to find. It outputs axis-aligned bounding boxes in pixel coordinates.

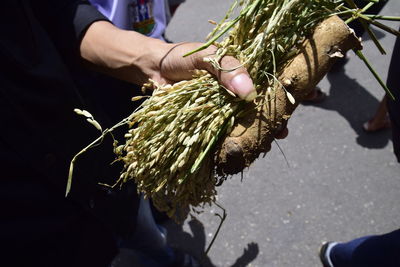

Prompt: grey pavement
[164,1,400,267]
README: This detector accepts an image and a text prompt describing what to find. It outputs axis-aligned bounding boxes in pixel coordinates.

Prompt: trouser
[1,176,118,267]
[112,196,176,267]
[386,29,400,163]
[2,175,173,267]
[330,229,400,267]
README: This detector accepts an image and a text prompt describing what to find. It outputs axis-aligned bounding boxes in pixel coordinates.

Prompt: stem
[341,1,386,54]
[364,15,400,21]
[206,0,238,41]
[183,0,262,57]
[183,20,240,57]
[205,202,227,255]
[188,102,245,177]
[344,0,360,9]
[363,22,386,54]
[344,0,373,23]
[274,139,290,168]
[340,3,400,38]
[65,117,130,196]
[358,13,400,37]
[354,50,395,100]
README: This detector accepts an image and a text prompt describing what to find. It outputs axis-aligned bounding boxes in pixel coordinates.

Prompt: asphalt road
[164,1,400,266]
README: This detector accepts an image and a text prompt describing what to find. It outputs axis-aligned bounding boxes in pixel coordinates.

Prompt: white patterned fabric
[89,0,169,40]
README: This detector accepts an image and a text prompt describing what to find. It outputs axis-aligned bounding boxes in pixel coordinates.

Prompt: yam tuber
[215,16,362,175]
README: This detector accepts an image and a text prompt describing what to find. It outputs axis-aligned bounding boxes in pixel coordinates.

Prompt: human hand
[157,42,257,102]
[80,21,256,101]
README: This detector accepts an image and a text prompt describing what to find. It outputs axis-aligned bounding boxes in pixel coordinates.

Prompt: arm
[79,20,257,101]
[79,20,290,140]
[33,0,255,100]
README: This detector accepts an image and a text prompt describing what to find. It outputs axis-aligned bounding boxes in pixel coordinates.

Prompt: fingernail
[245,90,257,102]
[230,74,256,102]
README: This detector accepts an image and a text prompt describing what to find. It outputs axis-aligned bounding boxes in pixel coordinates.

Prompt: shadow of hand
[230,242,259,267]
[165,217,259,267]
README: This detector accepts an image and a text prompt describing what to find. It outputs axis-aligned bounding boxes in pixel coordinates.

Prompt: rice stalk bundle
[117,0,361,221]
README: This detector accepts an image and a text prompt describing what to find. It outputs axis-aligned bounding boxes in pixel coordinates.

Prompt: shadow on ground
[305,68,392,149]
[362,27,386,42]
[164,217,259,267]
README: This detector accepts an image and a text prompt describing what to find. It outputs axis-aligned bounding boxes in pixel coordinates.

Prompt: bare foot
[363,117,391,133]
[302,87,327,104]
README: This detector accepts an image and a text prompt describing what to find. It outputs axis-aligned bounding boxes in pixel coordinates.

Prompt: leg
[386,31,400,162]
[302,87,327,104]
[1,176,118,267]
[363,95,391,132]
[329,229,400,267]
[113,196,201,267]
[113,196,173,267]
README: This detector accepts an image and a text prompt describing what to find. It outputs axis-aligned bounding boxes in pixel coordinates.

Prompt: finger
[161,43,257,101]
[218,56,257,102]
[196,48,257,102]
[160,43,204,81]
[152,75,173,86]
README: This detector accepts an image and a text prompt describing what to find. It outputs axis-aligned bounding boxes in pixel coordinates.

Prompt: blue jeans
[115,196,175,267]
[330,229,400,267]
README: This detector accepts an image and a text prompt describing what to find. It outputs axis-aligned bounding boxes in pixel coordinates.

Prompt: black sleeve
[30,0,110,56]
[73,3,109,41]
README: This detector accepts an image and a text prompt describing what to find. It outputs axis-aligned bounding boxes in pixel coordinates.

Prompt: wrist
[80,20,171,85]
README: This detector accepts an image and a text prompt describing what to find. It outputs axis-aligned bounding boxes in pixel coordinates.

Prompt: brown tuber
[215,16,362,175]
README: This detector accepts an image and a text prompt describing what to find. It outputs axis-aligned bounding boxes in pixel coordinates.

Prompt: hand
[158,43,257,101]
[80,21,256,101]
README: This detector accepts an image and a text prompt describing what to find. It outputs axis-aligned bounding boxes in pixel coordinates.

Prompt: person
[319,229,400,267]
[88,0,185,40]
[386,37,400,163]
[319,32,400,267]
[84,0,191,261]
[1,1,259,266]
[362,95,391,132]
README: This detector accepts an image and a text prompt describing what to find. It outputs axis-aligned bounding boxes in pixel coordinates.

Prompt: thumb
[197,49,257,102]
[218,55,257,102]
[161,43,257,101]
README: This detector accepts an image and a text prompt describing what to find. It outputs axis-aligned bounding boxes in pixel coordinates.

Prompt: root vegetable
[215,15,362,175]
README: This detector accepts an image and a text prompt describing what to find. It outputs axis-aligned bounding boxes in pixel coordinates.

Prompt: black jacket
[0,1,139,266]
[0,0,108,191]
